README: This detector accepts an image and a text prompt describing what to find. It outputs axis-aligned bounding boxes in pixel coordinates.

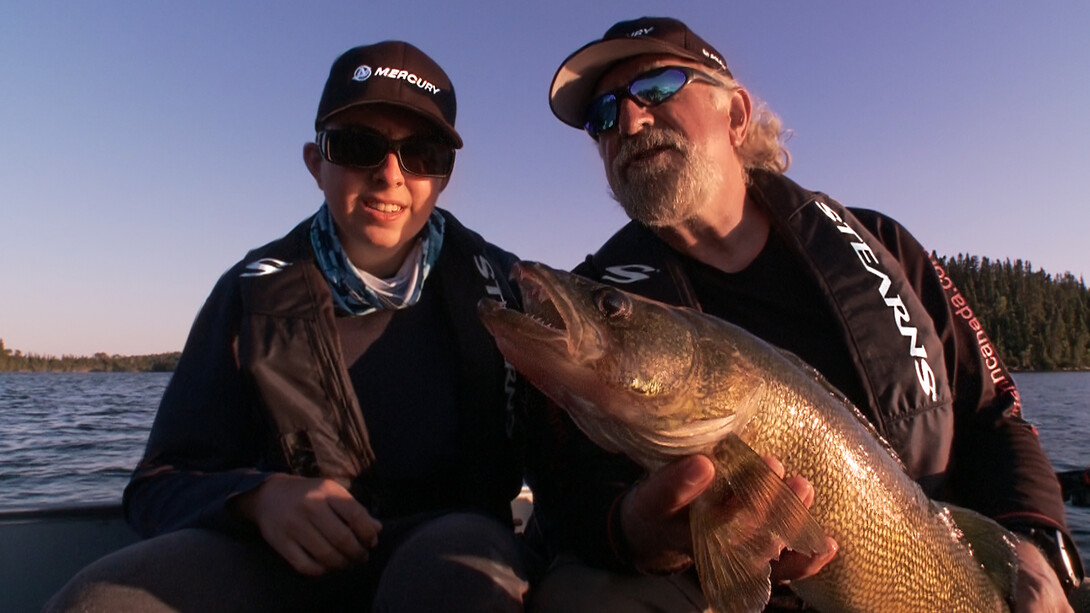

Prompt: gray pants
[529,554,708,613]
[45,512,529,613]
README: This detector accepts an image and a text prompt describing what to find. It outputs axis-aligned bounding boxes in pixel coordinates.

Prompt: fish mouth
[477,262,604,363]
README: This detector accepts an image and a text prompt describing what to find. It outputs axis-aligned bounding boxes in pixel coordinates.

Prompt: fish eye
[594,287,632,320]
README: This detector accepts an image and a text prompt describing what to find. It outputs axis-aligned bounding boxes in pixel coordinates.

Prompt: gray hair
[712,75,791,177]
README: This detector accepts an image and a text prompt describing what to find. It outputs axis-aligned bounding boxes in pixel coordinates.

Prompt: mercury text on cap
[374,66,442,95]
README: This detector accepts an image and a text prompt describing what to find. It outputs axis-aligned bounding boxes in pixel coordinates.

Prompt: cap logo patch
[352,65,373,82]
[373,66,442,95]
[701,49,727,72]
[627,26,655,37]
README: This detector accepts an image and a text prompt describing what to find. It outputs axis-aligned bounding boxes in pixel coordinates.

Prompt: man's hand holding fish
[620,454,838,582]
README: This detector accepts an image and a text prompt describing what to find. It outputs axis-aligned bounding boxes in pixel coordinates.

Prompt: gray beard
[607,128,720,227]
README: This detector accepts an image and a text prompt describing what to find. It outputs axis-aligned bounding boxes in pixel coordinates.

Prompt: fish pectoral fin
[690,434,829,613]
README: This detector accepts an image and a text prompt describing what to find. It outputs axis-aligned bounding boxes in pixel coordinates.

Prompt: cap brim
[549,38,710,128]
[316,100,463,149]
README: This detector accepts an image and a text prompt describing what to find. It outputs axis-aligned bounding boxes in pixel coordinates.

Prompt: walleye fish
[479,261,1018,613]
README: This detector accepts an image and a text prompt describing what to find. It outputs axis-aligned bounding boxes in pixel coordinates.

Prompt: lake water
[0,370,1087,568]
[0,372,166,510]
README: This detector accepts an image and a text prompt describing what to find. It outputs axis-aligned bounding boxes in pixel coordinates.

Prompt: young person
[48,41,531,613]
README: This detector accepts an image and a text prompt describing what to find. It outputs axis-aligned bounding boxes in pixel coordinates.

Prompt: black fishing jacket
[526,170,1076,575]
[124,209,524,537]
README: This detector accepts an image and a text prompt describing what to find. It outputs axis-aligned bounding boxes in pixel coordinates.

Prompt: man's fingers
[624,453,829,577]
[756,455,832,583]
[771,536,839,584]
[761,455,786,479]
[620,455,715,565]
[762,455,814,507]
[784,474,815,507]
[634,455,716,516]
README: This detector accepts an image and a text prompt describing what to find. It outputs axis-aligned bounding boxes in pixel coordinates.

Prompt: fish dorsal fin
[943,503,1018,603]
[690,433,831,613]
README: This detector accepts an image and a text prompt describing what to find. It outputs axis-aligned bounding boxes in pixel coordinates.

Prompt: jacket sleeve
[853,209,1071,532]
[522,256,647,571]
[123,267,273,538]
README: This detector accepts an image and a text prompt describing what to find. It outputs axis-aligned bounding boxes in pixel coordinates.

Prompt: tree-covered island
[0,340,180,372]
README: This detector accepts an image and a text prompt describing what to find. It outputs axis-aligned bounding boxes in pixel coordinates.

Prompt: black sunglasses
[316,128,456,177]
[583,66,724,139]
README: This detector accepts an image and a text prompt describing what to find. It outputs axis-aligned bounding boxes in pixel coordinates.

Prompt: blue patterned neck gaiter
[309,203,445,316]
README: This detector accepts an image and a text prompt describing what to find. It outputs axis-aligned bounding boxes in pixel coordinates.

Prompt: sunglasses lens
[584,93,618,138]
[321,130,454,176]
[631,68,689,105]
[324,130,387,167]
[399,140,455,176]
[582,68,695,138]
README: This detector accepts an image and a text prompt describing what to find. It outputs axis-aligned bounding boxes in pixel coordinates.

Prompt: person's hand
[620,454,713,572]
[620,454,837,579]
[231,474,382,576]
[1012,537,1074,612]
[763,455,839,583]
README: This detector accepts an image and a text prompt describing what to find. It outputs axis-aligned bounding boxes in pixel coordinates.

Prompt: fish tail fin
[944,504,1019,603]
[691,433,829,613]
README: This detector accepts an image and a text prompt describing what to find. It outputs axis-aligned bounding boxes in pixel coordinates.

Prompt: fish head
[479,261,748,459]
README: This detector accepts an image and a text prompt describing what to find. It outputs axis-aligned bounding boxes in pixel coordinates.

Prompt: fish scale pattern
[718,344,1008,612]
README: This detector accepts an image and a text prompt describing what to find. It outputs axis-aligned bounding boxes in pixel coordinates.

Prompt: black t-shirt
[681,231,868,412]
[335,282,463,515]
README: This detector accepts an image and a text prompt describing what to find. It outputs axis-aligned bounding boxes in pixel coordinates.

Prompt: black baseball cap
[549,17,732,129]
[316,41,462,148]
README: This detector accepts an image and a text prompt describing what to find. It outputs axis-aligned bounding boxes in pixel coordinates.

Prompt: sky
[2,1,1088,357]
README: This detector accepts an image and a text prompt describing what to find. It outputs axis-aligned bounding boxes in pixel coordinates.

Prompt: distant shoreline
[0,368,177,373]
[0,347,181,373]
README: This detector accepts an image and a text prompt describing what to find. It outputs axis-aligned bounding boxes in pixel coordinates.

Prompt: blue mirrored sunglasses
[583,66,724,139]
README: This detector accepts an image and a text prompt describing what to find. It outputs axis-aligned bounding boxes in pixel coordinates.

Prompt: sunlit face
[592,55,741,227]
[304,104,448,277]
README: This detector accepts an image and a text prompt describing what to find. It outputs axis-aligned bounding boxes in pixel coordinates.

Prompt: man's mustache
[612,128,688,176]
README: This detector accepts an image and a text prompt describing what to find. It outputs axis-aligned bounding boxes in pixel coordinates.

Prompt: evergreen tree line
[1,253,1087,372]
[0,339,179,373]
[938,254,1090,371]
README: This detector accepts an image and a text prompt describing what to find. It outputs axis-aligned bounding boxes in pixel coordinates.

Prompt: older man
[528,16,1082,612]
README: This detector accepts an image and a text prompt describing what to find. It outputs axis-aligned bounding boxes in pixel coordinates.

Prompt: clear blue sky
[2,1,1088,357]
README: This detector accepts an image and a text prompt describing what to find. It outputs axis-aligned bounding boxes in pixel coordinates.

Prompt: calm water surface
[1011,371,1090,571]
[0,372,164,509]
[0,370,1087,566]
